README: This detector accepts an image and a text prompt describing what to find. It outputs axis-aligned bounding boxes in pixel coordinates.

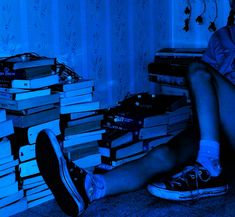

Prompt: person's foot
[147,163,228,201]
[36,129,90,216]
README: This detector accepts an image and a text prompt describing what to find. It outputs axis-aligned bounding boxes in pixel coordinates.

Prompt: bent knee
[188,62,212,83]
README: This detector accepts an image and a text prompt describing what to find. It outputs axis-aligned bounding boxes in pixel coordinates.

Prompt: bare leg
[188,62,220,141]
[103,127,198,196]
[189,61,235,148]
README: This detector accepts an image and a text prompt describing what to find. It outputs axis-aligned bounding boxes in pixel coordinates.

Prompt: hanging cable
[208,0,218,32]
[183,0,192,32]
[196,0,206,25]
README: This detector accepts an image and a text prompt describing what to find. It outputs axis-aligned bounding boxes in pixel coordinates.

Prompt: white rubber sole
[147,183,229,201]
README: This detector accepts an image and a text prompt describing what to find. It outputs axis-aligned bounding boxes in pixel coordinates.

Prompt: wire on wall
[208,0,218,32]
[183,0,192,32]
[195,0,206,25]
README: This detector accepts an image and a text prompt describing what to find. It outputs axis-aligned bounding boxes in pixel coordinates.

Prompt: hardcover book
[60,93,93,106]
[60,101,100,114]
[1,57,56,70]
[7,107,60,128]
[99,140,144,159]
[13,119,60,145]
[101,152,147,167]
[99,130,137,148]
[0,198,27,216]
[64,120,101,137]
[0,93,60,111]
[11,74,59,89]
[53,79,94,92]
[0,88,51,101]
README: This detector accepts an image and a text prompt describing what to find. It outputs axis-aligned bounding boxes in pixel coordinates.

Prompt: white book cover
[11,74,59,89]
[0,109,6,122]
[23,175,44,186]
[73,153,101,168]
[0,198,27,216]
[0,181,18,199]
[0,190,24,208]
[0,172,15,189]
[0,155,14,165]
[60,93,93,106]
[19,160,39,178]
[26,189,52,202]
[23,180,45,190]
[28,194,54,209]
[19,144,35,162]
[62,79,94,92]
[64,129,105,141]
[63,133,102,148]
[0,89,50,101]
[0,139,11,159]
[26,183,48,196]
[14,88,51,100]
[27,119,60,144]
[0,120,14,139]
[0,159,18,172]
[59,87,93,98]
[112,152,147,167]
[70,111,96,120]
[60,101,100,114]
[0,167,15,177]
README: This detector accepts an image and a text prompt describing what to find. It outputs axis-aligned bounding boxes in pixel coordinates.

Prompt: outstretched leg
[36,127,198,216]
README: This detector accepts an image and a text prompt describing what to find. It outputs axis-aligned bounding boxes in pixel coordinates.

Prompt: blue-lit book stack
[0,109,28,216]
[55,79,105,172]
[97,93,192,172]
[148,48,206,102]
[0,55,61,211]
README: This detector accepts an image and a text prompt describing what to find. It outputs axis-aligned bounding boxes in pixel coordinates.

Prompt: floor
[12,177,235,217]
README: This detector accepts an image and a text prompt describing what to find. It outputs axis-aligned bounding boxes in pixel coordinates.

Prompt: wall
[169,0,231,48]
[0,0,171,108]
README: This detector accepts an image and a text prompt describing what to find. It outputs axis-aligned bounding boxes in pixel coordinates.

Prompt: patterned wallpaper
[0,0,167,108]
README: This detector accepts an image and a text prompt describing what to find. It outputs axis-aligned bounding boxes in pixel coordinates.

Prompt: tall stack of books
[18,144,55,208]
[53,79,105,171]
[148,48,206,102]
[97,93,192,171]
[0,55,61,209]
[0,109,28,216]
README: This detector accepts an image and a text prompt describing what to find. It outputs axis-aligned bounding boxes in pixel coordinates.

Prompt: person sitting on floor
[35,0,235,216]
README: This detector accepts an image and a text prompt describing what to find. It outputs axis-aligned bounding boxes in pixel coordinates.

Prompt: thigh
[209,65,235,148]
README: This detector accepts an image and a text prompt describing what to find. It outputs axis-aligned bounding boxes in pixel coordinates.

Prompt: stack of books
[0,56,61,209]
[0,109,28,216]
[148,48,206,102]
[54,79,105,171]
[97,93,192,171]
[18,144,54,208]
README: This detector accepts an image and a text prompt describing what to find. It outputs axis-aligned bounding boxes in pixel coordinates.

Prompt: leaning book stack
[97,93,192,172]
[0,109,28,216]
[0,56,61,208]
[53,79,105,171]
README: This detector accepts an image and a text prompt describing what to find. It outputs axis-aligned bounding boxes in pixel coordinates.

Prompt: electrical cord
[196,0,206,25]
[0,52,82,83]
[208,0,218,32]
[183,0,192,32]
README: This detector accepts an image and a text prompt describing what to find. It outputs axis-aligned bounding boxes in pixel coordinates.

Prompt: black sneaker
[147,163,228,201]
[36,129,90,216]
